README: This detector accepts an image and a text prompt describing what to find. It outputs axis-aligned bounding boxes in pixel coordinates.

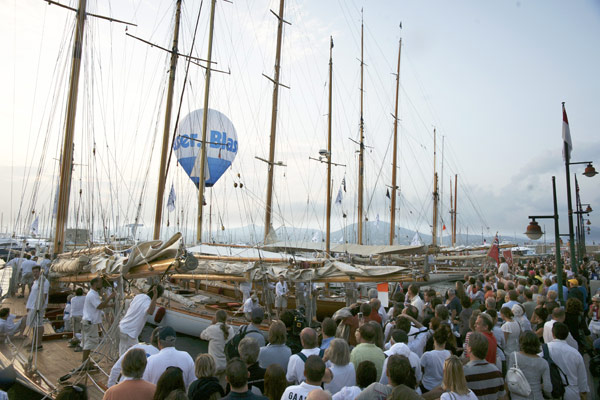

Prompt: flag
[30,216,39,235]
[502,249,513,266]
[335,187,342,205]
[487,233,499,264]
[376,214,380,227]
[386,189,390,199]
[377,283,389,307]
[562,103,572,161]
[167,184,176,212]
[442,224,446,231]
[342,176,346,192]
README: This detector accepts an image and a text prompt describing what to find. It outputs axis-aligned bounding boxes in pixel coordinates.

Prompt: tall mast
[440,135,444,245]
[432,128,439,247]
[449,178,454,246]
[453,174,458,246]
[389,34,402,245]
[153,0,182,240]
[53,0,88,254]
[263,0,286,243]
[326,37,333,256]
[357,12,365,245]
[196,0,218,244]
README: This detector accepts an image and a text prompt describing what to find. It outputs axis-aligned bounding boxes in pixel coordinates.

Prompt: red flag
[562,103,572,161]
[502,249,513,266]
[442,224,447,231]
[487,233,499,264]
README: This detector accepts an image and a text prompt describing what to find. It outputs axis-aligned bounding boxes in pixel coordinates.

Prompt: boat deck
[0,296,113,400]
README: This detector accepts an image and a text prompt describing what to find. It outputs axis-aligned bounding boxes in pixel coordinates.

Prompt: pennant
[386,189,390,199]
[502,249,513,266]
[30,216,39,235]
[342,176,346,192]
[442,224,446,231]
[487,233,499,264]
[335,186,342,205]
[562,103,572,161]
[167,184,176,212]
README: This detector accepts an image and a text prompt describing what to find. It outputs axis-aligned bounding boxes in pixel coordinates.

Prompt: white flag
[167,184,176,212]
[376,214,380,227]
[562,103,572,161]
[30,216,39,235]
[335,187,342,205]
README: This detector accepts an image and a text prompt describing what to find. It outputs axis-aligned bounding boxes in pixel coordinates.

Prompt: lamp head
[583,163,598,178]
[585,205,593,213]
[525,219,543,240]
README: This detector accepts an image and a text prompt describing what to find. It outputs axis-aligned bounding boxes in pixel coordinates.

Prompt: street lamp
[525,176,565,304]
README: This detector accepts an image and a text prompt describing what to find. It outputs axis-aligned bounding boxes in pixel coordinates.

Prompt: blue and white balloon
[173,109,238,188]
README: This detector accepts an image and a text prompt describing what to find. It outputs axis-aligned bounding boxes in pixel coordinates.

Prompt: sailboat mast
[453,174,458,246]
[357,13,365,245]
[53,0,88,255]
[326,37,333,256]
[197,0,217,244]
[449,178,454,246]
[432,128,439,247]
[389,36,401,245]
[153,0,182,240]
[263,0,286,243]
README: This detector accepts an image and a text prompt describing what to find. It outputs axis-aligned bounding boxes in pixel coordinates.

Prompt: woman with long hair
[200,309,235,376]
[506,331,551,400]
[154,367,185,400]
[500,307,520,358]
[440,356,477,400]
[264,364,287,400]
[323,339,355,395]
[565,298,590,351]
[187,354,225,400]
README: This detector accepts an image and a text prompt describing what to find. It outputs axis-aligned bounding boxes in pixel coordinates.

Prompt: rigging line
[364,125,394,216]
[164,0,204,181]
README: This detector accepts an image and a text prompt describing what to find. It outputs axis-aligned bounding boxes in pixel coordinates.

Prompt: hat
[592,295,600,302]
[251,294,258,301]
[158,326,176,342]
[251,307,264,321]
[568,279,578,286]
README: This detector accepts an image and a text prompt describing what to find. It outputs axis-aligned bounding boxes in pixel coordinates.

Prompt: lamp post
[564,160,597,274]
[575,198,593,265]
[525,176,564,304]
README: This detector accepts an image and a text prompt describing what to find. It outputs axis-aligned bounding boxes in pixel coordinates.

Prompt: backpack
[506,352,531,397]
[224,325,260,361]
[296,348,326,362]
[542,343,569,399]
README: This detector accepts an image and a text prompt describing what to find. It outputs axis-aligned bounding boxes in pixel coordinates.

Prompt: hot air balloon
[173,109,238,187]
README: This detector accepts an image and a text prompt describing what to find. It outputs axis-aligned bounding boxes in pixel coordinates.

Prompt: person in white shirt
[323,339,355,395]
[19,254,37,298]
[275,275,288,319]
[118,284,163,356]
[406,285,424,319]
[200,309,235,374]
[142,326,196,389]
[107,326,160,387]
[498,258,510,278]
[380,330,422,386]
[68,288,86,348]
[243,294,261,321]
[282,355,328,400]
[286,328,322,384]
[25,265,49,350]
[39,254,52,276]
[419,328,451,392]
[239,281,252,303]
[4,255,24,297]
[544,322,588,400]
[543,308,578,350]
[0,307,26,341]
[81,277,115,368]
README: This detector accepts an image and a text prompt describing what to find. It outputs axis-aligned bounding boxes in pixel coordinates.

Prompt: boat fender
[154,307,166,323]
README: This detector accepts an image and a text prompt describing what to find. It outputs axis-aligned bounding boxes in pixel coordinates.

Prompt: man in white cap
[243,293,261,321]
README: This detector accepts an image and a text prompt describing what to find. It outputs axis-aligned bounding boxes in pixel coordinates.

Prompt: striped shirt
[463,360,505,400]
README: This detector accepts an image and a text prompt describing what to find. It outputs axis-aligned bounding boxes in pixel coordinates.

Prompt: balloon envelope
[173,109,238,188]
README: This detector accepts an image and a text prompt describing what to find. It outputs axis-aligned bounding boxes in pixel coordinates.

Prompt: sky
[0,0,599,246]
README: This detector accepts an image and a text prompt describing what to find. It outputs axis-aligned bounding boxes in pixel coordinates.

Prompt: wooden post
[389,36,402,245]
[357,13,365,245]
[326,37,333,256]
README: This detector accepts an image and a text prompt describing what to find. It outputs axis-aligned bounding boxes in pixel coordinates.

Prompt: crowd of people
[4,252,600,400]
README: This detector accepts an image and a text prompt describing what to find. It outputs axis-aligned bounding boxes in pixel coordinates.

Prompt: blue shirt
[548,284,569,300]
[320,337,333,350]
